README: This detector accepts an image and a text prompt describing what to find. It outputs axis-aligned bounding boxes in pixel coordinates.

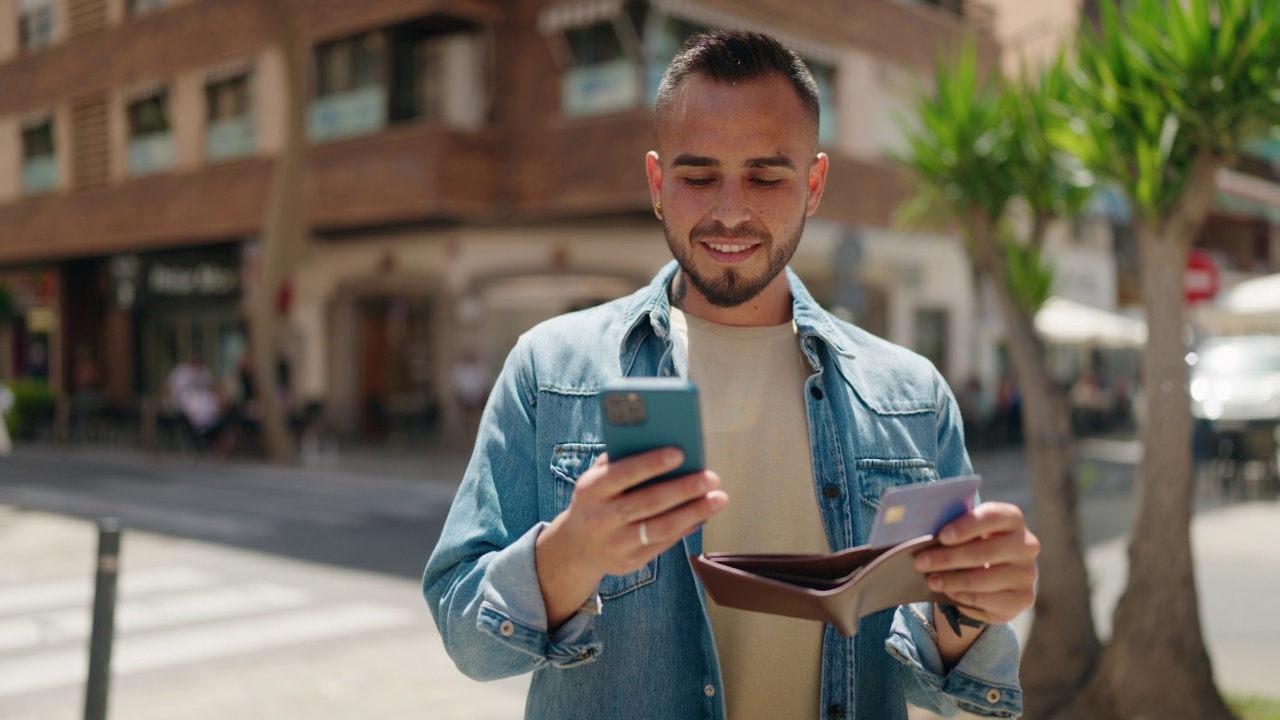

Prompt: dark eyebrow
[669,154,797,170]
[671,154,719,168]
[746,155,796,170]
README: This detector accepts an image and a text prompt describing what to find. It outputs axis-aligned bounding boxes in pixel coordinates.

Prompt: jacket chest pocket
[551,443,659,600]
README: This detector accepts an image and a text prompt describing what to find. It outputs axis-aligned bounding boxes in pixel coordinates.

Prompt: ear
[806,153,829,217]
[645,151,663,206]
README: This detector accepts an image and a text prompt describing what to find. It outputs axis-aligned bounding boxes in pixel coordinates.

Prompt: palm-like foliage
[1044,2,1280,718]
[1054,0,1280,220]
[897,44,1098,718]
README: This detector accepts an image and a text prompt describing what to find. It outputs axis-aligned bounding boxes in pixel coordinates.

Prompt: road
[0,438,1272,719]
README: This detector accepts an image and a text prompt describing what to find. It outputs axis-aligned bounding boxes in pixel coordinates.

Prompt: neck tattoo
[671,272,689,309]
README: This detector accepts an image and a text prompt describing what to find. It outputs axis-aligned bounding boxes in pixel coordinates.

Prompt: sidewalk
[6,437,1278,714]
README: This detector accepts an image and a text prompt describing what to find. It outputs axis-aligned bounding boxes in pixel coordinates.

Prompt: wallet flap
[690,536,950,637]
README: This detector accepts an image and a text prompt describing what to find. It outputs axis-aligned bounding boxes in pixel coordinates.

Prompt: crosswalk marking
[0,566,217,617]
[0,601,416,699]
[0,582,312,652]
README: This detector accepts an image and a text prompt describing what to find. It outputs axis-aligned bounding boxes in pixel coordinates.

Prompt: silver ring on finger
[639,521,651,547]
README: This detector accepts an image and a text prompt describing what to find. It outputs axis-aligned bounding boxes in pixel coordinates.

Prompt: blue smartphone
[600,378,705,489]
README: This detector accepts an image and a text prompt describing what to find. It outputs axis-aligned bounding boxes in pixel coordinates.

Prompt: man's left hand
[913,502,1040,626]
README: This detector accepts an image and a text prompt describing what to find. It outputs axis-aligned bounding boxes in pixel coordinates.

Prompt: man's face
[647,74,828,310]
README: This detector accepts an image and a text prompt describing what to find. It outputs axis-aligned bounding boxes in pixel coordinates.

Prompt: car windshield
[1197,342,1280,376]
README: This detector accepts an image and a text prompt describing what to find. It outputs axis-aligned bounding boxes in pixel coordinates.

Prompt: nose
[710,180,750,229]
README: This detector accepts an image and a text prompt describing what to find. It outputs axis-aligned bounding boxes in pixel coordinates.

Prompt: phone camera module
[604,392,647,426]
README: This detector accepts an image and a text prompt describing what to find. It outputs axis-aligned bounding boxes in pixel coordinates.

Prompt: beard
[664,216,805,308]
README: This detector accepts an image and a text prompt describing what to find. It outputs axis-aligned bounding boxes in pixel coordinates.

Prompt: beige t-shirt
[671,307,830,720]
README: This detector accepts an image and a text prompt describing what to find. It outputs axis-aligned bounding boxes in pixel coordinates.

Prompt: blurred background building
[0,0,1276,447]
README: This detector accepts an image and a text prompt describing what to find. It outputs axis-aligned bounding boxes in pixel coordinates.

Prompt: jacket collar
[619,260,858,368]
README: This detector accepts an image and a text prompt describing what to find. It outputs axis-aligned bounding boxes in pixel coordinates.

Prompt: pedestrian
[424,31,1039,720]
[0,381,12,455]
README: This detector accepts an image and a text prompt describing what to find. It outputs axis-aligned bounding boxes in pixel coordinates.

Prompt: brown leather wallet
[690,535,955,637]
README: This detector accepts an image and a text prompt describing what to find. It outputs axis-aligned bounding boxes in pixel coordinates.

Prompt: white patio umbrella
[1221,272,1280,316]
[1034,296,1148,348]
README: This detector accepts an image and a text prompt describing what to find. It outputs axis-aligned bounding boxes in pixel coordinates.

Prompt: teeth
[707,243,751,253]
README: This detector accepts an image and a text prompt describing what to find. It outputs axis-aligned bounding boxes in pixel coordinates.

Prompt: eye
[681,176,715,187]
[753,178,784,188]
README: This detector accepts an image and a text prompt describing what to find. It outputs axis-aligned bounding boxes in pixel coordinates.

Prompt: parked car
[1189,335,1280,491]
[1190,335,1280,429]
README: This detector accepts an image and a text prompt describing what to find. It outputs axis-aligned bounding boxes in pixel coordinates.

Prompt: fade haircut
[654,30,820,138]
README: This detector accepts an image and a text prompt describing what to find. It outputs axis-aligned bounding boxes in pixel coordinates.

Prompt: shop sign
[147,262,239,298]
[132,247,242,305]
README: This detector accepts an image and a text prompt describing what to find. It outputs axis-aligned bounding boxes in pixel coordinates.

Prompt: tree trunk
[1053,155,1232,720]
[966,214,1100,717]
[252,0,306,465]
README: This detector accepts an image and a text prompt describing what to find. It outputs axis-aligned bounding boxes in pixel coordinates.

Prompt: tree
[1047,1,1280,718]
[897,47,1099,718]
[251,0,308,464]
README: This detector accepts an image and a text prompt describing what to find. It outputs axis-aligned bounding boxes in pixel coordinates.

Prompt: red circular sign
[1185,249,1220,304]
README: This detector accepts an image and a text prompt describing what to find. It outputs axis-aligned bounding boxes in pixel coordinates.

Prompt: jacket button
[499,620,515,637]
[810,385,824,400]
[823,485,841,499]
[986,688,1002,704]
[703,684,716,698]
[826,703,845,719]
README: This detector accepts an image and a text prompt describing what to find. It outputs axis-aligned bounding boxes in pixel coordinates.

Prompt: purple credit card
[868,475,982,549]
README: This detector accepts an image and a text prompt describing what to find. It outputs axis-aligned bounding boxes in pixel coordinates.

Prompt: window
[806,60,838,148]
[21,118,57,194]
[914,308,950,374]
[562,20,640,116]
[19,0,56,51]
[413,32,486,128]
[205,73,256,162]
[310,32,388,141]
[646,16,707,103]
[127,90,174,176]
[128,0,170,17]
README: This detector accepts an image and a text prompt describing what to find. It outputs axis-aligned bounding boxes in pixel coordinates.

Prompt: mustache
[689,222,771,244]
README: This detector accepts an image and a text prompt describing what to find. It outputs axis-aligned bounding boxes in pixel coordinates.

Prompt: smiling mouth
[704,242,755,253]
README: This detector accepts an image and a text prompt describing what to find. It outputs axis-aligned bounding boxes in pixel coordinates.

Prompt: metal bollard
[83,518,122,720]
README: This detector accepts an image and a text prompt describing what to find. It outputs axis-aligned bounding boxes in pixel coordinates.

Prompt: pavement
[1,436,1277,719]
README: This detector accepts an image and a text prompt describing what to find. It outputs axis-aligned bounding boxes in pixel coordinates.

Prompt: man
[424,31,1038,719]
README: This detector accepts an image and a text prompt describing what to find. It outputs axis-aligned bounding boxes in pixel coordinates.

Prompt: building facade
[0,0,1000,441]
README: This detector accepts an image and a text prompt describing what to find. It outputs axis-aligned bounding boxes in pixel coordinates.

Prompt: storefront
[0,265,60,387]
[110,244,247,398]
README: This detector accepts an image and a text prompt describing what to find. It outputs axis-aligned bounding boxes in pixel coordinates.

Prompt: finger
[616,471,721,523]
[630,490,729,551]
[936,502,1027,545]
[914,531,1037,573]
[926,561,1037,596]
[578,447,685,498]
[935,587,1036,625]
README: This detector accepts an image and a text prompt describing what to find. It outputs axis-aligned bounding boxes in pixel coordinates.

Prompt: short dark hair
[654,30,820,133]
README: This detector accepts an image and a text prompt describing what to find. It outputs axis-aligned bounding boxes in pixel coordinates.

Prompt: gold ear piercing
[654,201,663,218]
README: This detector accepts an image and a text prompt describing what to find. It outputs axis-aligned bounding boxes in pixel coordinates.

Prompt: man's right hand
[534,447,728,631]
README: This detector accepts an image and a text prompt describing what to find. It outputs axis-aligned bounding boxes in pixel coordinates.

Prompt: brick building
[0,0,999,440]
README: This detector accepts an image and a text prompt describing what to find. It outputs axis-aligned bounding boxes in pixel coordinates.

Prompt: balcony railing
[206,116,257,162]
[308,86,388,143]
[22,156,57,194]
[127,133,174,176]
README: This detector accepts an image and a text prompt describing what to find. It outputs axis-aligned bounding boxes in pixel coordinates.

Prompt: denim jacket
[424,261,1023,719]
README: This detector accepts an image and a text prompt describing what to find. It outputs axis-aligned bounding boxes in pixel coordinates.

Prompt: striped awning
[1216,167,1280,225]
[121,80,169,104]
[649,0,842,65]
[19,109,54,130]
[204,58,256,85]
[538,0,623,33]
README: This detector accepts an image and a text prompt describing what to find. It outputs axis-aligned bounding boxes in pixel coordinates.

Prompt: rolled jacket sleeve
[423,336,603,680]
[886,602,1023,718]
